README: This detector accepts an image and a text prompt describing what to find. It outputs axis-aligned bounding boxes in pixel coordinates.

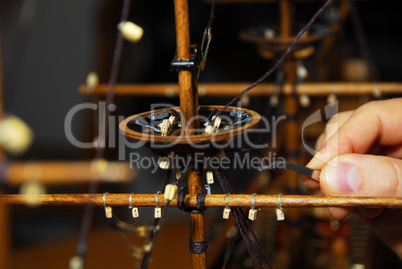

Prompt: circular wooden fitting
[239,24,330,57]
[119,105,260,154]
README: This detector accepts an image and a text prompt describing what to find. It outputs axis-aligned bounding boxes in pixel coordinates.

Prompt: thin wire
[214,0,334,119]
[75,0,132,260]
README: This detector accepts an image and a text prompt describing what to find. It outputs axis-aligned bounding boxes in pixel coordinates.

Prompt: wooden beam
[3,161,134,186]
[79,82,402,97]
[1,193,401,208]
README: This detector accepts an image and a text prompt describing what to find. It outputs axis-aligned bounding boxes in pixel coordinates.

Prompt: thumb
[320,154,402,198]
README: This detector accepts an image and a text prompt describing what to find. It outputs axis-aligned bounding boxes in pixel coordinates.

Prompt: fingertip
[328,207,353,220]
[303,175,320,189]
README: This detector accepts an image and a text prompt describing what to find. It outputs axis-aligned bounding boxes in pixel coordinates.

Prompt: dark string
[140,169,172,269]
[214,0,334,120]
[206,0,216,30]
[75,0,132,260]
[214,169,266,269]
[218,167,272,268]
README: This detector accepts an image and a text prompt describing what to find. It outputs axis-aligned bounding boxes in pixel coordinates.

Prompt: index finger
[307,98,402,170]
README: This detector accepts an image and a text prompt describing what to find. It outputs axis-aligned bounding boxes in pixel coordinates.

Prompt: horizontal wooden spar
[79,82,402,97]
[1,193,402,208]
[3,161,135,186]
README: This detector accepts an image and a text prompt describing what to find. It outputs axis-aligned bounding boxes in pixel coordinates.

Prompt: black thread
[189,239,208,254]
[214,169,271,269]
[141,170,172,269]
[75,0,132,260]
[214,0,334,120]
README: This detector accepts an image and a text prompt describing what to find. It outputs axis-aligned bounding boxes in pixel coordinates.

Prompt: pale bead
[86,72,99,90]
[327,93,337,104]
[270,94,279,107]
[297,65,308,80]
[240,94,250,107]
[264,28,275,39]
[69,256,84,269]
[158,158,170,170]
[118,21,143,43]
[0,115,33,155]
[299,94,310,107]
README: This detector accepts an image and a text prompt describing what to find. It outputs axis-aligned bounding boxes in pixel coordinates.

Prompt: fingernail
[325,162,361,194]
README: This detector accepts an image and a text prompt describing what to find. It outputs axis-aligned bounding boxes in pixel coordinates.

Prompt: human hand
[304,98,402,258]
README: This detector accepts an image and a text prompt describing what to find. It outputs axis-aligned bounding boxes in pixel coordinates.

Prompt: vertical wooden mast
[174,0,207,268]
[280,0,303,267]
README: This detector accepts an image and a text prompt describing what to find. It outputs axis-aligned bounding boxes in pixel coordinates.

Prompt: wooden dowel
[3,161,134,186]
[2,193,402,208]
[79,82,402,97]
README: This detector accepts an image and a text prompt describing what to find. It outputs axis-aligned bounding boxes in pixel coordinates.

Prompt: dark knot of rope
[189,238,208,254]
[177,185,207,214]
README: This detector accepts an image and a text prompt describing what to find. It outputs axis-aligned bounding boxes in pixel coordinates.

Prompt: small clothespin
[222,193,231,220]
[206,171,214,184]
[154,191,162,218]
[276,193,285,221]
[129,192,139,218]
[248,193,258,221]
[103,192,112,219]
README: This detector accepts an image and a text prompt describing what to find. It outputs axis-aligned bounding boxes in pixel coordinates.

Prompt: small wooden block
[248,208,257,221]
[206,171,214,184]
[105,207,113,219]
[164,184,178,201]
[276,208,285,221]
[223,208,231,219]
[154,207,161,218]
[132,207,139,218]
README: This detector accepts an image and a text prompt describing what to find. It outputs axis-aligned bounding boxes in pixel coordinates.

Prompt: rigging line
[141,169,172,269]
[217,168,272,268]
[206,0,217,30]
[75,0,132,260]
[214,169,262,269]
[214,0,334,120]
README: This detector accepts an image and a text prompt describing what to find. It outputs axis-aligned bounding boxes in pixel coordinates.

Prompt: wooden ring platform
[119,105,261,154]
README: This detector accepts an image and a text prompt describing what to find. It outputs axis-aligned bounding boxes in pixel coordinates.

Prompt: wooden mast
[174,0,206,268]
